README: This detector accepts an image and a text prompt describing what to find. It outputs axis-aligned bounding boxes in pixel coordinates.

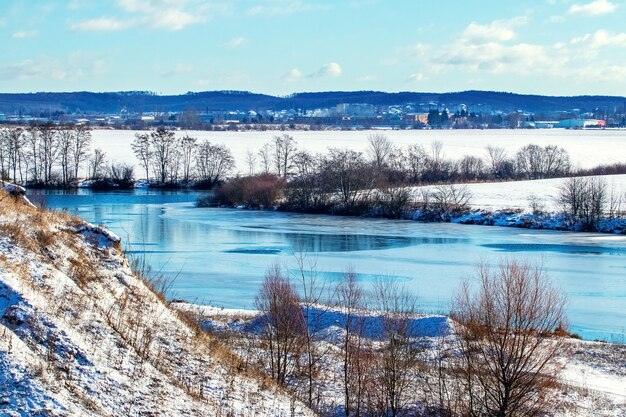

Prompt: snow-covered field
[417,174,626,212]
[92,128,626,173]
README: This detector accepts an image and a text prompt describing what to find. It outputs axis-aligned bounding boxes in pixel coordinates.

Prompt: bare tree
[26,126,40,183]
[486,145,508,180]
[320,148,373,209]
[293,252,333,409]
[373,278,422,417]
[557,176,607,230]
[131,133,152,181]
[337,267,369,417]
[57,125,74,185]
[458,155,485,181]
[376,186,413,219]
[71,125,91,180]
[543,145,571,178]
[179,135,197,184]
[38,122,59,185]
[367,133,393,171]
[195,140,235,185]
[432,184,472,216]
[516,144,570,180]
[88,148,107,179]
[258,143,272,174]
[255,264,305,386]
[452,259,568,417]
[273,134,298,177]
[3,127,25,183]
[150,127,177,184]
[406,144,428,184]
[245,149,257,176]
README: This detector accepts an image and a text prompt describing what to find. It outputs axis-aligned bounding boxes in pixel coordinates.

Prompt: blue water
[30,189,626,342]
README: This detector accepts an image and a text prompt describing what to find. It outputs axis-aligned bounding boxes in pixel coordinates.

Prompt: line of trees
[250,258,569,417]
[0,124,92,186]
[208,134,572,217]
[131,127,235,187]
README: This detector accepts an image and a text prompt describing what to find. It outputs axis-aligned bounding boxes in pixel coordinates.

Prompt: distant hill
[0,90,624,114]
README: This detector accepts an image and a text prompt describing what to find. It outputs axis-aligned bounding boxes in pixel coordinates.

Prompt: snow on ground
[91,128,626,175]
[415,174,626,213]
[177,301,626,416]
[175,301,454,339]
[0,190,314,417]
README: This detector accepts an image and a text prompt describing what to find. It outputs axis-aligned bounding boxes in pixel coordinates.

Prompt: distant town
[0,90,624,130]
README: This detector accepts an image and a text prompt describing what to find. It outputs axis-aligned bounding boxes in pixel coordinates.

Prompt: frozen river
[32,189,626,342]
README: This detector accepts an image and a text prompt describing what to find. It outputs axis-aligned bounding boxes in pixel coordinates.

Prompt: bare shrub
[375,185,413,219]
[557,177,607,230]
[432,184,472,215]
[213,174,285,208]
[373,278,422,417]
[255,264,305,386]
[452,259,568,417]
[337,267,371,417]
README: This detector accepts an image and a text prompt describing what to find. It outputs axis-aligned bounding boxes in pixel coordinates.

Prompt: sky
[1,0,626,96]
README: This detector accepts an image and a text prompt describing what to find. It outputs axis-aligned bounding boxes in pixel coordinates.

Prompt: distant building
[557,119,606,129]
[523,121,559,128]
[404,113,428,124]
[335,103,376,117]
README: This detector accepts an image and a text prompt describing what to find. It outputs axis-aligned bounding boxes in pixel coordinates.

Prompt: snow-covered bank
[407,174,626,234]
[173,301,626,416]
[0,188,313,416]
[416,174,626,213]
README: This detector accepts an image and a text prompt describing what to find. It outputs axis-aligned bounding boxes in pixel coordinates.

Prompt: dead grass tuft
[69,250,100,288]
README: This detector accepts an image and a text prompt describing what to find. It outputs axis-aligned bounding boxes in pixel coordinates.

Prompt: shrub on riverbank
[203,174,286,208]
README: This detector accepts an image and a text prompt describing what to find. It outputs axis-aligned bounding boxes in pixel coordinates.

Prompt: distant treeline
[1,90,625,114]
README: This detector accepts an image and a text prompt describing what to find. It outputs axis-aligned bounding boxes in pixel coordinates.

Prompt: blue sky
[1,0,626,96]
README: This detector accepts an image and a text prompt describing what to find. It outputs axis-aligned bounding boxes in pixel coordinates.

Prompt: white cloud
[549,15,565,23]
[0,53,107,81]
[568,0,617,16]
[11,30,39,39]
[67,0,86,10]
[71,0,210,31]
[247,1,330,16]
[408,73,425,82]
[219,71,250,84]
[149,9,205,30]
[312,62,342,77]
[282,68,302,82]
[70,17,135,31]
[225,37,246,48]
[462,16,527,42]
[161,63,194,77]
[438,42,549,72]
[571,29,626,48]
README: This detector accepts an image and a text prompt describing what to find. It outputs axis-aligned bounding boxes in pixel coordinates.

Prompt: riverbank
[413,209,626,234]
[174,300,626,416]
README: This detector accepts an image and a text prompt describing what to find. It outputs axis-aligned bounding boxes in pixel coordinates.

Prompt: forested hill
[0,90,625,114]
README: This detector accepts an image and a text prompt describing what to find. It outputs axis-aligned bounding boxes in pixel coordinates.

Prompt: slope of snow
[0,190,314,417]
[415,174,626,213]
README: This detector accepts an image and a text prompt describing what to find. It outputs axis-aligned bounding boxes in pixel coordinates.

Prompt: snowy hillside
[0,189,313,417]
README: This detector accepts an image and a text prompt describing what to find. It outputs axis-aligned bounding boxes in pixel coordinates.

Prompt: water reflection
[483,243,626,255]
